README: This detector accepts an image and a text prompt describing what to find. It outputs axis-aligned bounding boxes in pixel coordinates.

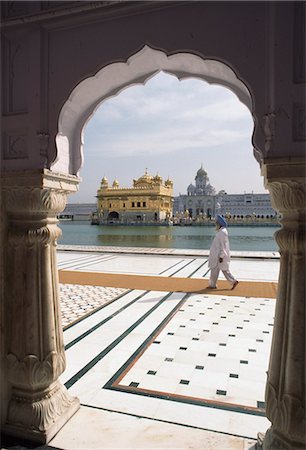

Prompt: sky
[70,72,267,203]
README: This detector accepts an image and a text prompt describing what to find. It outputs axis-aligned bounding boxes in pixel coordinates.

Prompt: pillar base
[257,427,306,450]
[3,382,80,445]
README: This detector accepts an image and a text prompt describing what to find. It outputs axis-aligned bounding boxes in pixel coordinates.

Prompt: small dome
[165,177,173,187]
[187,183,196,192]
[196,164,207,177]
[154,173,163,182]
[112,179,119,187]
[101,176,108,184]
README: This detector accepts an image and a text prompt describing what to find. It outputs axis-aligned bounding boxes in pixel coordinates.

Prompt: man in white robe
[208,215,239,289]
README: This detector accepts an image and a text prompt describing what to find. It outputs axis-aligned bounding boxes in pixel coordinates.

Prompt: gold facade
[97,170,173,224]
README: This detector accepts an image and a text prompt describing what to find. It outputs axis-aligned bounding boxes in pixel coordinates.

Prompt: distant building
[174,165,277,220]
[59,203,96,221]
[216,192,276,218]
[173,165,216,219]
[96,170,173,224]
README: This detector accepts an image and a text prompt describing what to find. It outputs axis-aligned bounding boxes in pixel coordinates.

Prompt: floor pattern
[57,248,277,440]
[60,288,274,439]
[60,283,128,328]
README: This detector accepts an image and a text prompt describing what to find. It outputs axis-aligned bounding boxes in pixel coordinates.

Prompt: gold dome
[101,176,108,188]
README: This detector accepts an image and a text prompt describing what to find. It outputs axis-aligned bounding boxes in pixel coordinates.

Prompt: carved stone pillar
[260,158,306,450]
[1,169,80,444]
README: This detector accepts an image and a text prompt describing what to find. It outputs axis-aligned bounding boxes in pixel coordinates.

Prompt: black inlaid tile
[244,320,250,322]
[203,329,210,332]
[212,322,219,325]
[221,316,227,319]
[228,310,234,313]
[180,379,190,385]
[167,332,174,335]
[165,357,173,362]
[256,339,264,343]
[219,343,227,346]
[240,360,248,364]
[257,401,265,408]
[129,382,139,387]
[268,323,274,326]
[188,305,194,307]
[199,312,205,315]
[249,348,257,352]
[234,306,240,308]
[192,337,199,341]
[153,341,161,344]
[229,334,236,337]
[179,346,187,350]
[195,365,204,370]
[215,302,220,305]
[237,326,243,329]
[216,389,227,395]
[208,307,213,310]
[179,309,185,312]
[179,325,186,328]
[190,318,196,321]
[147,370,157,375]
[208,353,216,357]
[229,373,239,378]
[263,330,270,334]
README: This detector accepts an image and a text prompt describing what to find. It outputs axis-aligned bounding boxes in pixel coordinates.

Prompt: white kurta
[208,227,231,270]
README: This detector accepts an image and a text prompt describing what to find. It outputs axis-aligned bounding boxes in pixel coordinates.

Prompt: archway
[52,46,255,177]
[107,211,119,221]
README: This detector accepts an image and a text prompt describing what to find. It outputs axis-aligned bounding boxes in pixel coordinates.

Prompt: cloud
[86,123,250,159]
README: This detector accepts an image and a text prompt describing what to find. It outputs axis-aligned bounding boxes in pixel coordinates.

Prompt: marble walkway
[3,246,280,449]
[45,246,280,450]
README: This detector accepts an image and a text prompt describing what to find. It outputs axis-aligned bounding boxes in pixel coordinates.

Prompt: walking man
[208,215,239,289]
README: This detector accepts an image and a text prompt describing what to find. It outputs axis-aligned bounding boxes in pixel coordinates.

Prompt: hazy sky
[70,72,267,203]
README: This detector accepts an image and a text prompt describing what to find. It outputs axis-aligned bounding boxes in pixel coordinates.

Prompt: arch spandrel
[53,45,256,176]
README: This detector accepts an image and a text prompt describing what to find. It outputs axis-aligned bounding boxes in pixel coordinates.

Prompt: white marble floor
[47,247,280,449]
[57,249,279,282]
[5,247,278,449]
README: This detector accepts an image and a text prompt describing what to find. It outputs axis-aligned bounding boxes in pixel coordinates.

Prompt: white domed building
[173,165,276,221]
[173,165,217,219]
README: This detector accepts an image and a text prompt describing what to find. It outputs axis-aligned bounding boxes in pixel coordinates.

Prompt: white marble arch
[52,45,254,176]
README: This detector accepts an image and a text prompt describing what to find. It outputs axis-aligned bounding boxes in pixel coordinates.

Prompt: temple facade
[96,170,173,224]
[174,165,276,219]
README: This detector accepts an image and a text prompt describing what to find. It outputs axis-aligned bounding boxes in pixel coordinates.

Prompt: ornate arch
[52,45,254,176]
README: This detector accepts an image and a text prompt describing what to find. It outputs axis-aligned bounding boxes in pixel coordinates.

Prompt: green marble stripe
[103,293,190,388]
[64,290,147,349]
[64,291,175,389]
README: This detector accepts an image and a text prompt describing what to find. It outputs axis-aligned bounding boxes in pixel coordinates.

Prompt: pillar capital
[1,169,79,219]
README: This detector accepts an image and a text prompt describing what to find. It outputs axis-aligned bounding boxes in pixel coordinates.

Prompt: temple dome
[187,183,196,193]
[112,179,119,187]
[196,164,207,177]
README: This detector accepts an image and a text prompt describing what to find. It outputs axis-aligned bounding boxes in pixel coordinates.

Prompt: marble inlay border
[103,294,266,418]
